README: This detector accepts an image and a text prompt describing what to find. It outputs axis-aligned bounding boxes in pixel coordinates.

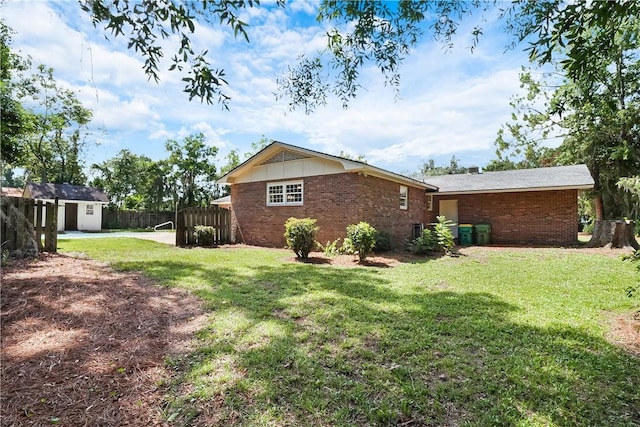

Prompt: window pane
[286,193,302,202]
[400,186,408,209]
[267,181,303,205]
[286,183,302,193]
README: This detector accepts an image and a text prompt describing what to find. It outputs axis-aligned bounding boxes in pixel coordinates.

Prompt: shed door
[65,203,78,231]
[439,199,458,238]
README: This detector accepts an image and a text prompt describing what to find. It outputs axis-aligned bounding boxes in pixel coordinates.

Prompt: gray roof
[423,164,594,194]
[26,182,109,202]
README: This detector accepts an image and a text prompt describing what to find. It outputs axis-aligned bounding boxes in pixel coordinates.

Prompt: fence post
[44,202,54,252]
[35,200,44,252]
[44,198,59,253]
[52,197,58,252]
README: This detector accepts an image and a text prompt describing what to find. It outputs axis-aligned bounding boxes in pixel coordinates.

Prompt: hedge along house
[217,142,595,248]
[217,141,437,248]
[24,182,109,232]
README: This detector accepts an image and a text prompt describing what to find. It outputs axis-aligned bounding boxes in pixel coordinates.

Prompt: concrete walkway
[58,231,176,245]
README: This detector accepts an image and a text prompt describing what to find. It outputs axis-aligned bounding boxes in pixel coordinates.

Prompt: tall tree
[14,64,93,184]
[91,149,157,208]
[494,11,640,220]
[0,21,30,167]
[165,133,218,207]
[420,156,468,176]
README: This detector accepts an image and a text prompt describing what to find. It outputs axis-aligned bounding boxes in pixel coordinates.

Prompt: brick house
[423,166,594,245]
[217,142,594,248]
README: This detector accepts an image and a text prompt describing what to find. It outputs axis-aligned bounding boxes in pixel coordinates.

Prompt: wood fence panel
[101,207,175,230]
[0,196,57,254]
[175,205,230,247]
[44,199,58,253]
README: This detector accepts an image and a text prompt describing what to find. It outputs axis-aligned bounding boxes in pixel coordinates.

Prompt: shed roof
[422,164,594,194]
[25,182,109,202]
[1,187,24,197]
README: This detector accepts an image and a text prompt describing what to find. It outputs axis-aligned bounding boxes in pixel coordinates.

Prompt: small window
[400,185,408,210]
[427,195,433,211]
[267,181,303,206]
[86,204,94,215]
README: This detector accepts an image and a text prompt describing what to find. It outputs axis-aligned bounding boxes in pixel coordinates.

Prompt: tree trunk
[593,195,604,220]
[587,220,639,250]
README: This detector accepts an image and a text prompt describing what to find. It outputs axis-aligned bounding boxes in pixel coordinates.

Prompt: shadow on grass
[110,257,640,426]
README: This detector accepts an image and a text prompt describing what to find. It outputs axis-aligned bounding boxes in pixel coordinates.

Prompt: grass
[58,239,640,426]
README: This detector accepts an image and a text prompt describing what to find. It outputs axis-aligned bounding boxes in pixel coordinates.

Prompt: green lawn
[59,239,640,426]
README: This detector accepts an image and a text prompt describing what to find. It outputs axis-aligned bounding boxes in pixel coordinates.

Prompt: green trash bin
[475,224,491,245]
[458,224,474,246]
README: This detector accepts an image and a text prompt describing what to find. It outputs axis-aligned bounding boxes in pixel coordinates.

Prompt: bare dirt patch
[607,310,640,357]
[1,253,208,426]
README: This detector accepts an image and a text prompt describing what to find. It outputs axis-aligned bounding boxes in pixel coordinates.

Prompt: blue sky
[3,0,535,177]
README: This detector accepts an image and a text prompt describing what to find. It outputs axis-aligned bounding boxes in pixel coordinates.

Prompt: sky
[2,0,536,178]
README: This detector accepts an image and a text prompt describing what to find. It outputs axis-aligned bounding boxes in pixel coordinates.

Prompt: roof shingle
[422,164,594,194]
[26,183,109,202]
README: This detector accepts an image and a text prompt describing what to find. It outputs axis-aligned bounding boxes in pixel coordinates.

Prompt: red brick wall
[428,190,579,245]
[230,173,427,248]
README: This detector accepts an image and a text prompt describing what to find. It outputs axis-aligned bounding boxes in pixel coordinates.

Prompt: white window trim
[400,185,408,210]
[267,180,304,206]
[86,204,94,215]
[427,194,433,211]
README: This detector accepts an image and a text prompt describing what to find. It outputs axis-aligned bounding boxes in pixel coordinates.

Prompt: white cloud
[5,0,533,176]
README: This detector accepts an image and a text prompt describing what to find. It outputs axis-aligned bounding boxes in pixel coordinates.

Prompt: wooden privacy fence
[176,205,230,246]
[102,207,175,230]
[1,196,58,254]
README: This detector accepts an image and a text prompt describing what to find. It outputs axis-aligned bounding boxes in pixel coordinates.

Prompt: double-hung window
[267,181,303,206]
[86,204,94,215]
[399,185,408,210]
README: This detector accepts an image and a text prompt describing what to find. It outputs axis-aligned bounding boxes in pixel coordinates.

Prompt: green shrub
[434,215,455,255]
[193,225,215,246]
[340,237,355,255]
[319,239,342,257]
[284,217,318,258]
[408,228,438,254]
[374,230,392,252]
[583,220,595,234]
[346,221,377,262]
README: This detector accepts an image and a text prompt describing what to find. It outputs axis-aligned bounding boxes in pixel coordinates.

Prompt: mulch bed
[1,253,208,426]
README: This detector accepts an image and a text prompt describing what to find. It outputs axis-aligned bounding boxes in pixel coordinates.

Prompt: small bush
[434,215,455,255]
[374,230,392,252]
[193,225,215,246]
[319,239,342,257]
[408,228,438,254]
[284,217,318,258]
[346,222,377,262]
[340,237,355,255]
[583,220,595,234]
